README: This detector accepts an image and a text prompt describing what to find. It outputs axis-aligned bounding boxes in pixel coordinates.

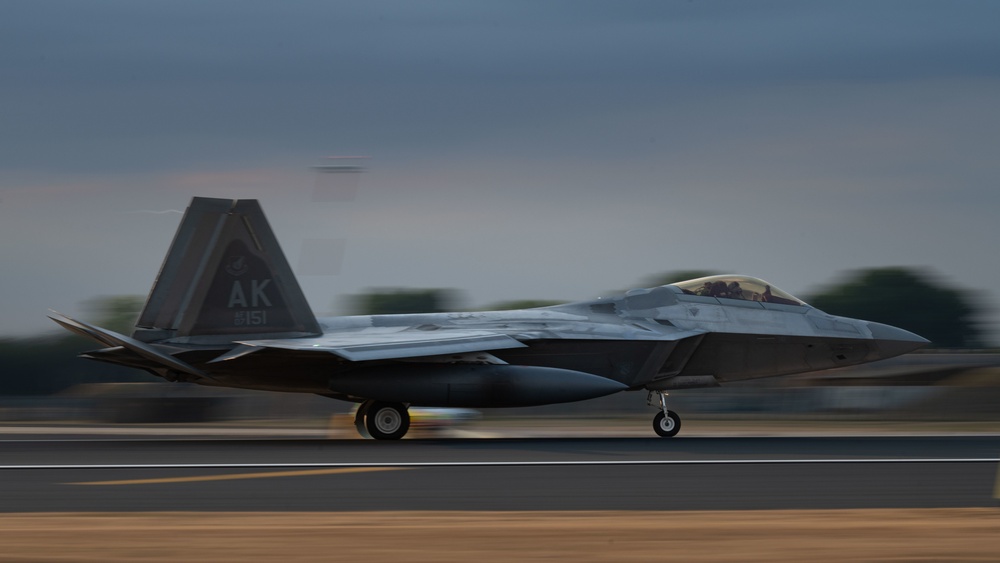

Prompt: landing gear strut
[648,391,681,438]
[355,400,410,440]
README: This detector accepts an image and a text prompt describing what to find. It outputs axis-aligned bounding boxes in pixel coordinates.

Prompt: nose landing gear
[648,391,681,438]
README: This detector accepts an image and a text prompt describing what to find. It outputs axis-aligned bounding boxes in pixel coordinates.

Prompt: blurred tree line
[0,268,988,396]
[806,267,983,349]
[344,288,564,314]
[348,288,461,315]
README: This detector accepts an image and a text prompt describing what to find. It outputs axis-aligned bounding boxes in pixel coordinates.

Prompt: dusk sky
[2,1,998,342]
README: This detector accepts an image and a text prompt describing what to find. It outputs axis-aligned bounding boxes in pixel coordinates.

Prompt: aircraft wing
[227,327,528,362]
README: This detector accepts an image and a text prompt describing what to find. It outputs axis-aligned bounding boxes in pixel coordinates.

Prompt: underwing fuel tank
[328,365,628,408]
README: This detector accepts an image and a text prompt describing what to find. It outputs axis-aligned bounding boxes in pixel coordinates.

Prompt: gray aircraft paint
[51,197,928,438]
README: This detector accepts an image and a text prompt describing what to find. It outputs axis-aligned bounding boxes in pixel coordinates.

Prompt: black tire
[653,410,681,438]
[365,402,410,440]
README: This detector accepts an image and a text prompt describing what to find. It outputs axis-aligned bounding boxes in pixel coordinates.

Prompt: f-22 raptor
[51,197,928,439]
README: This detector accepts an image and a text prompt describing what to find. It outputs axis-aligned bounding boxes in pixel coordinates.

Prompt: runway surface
[1,435,998,512]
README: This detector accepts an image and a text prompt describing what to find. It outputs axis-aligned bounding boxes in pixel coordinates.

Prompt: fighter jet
[51,197,929,439]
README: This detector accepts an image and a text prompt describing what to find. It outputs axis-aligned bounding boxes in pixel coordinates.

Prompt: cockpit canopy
[669,275,806,306]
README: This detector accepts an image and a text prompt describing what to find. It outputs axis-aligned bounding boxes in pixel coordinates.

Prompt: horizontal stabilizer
[235,327,527,362]
[48,313,210,380]
[47,310,120,348]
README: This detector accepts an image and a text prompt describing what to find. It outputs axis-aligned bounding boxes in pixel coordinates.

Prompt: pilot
[696,282,713,296]
[710,281,729,297]
[727,281,743,299]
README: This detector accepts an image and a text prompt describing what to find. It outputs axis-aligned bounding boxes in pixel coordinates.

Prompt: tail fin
[133,197,321,343]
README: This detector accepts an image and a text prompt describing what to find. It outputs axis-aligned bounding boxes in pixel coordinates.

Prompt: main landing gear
[648,391,681,438]
[355,400,410,440]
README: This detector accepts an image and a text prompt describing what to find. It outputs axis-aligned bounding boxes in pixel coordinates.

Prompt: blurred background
[1,1,998,432]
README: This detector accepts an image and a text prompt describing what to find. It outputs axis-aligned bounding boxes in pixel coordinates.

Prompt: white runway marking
[2,458,999,470]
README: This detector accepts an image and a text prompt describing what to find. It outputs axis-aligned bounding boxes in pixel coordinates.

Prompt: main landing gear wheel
[354,401,374,439]
[362,401,410,440]
[653,410,681,438]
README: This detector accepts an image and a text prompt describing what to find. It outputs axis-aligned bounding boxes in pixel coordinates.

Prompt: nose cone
[867,322,930,358]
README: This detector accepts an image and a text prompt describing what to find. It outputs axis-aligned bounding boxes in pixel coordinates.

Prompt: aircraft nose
[867,322,930,358]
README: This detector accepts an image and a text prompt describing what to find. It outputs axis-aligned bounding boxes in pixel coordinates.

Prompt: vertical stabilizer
[133,197,321,343]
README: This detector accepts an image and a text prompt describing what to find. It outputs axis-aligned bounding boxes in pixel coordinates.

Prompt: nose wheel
[649,391,682,437]
[355,400,410,440]
[653,410,681,437]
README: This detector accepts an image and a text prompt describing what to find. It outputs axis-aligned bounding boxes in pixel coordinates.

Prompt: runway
[1,436,998,512]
